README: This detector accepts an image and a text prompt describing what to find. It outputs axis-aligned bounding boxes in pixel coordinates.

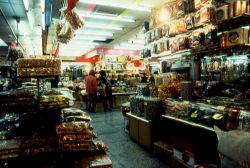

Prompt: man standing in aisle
[85,70,97,112]
[99,70,113,112]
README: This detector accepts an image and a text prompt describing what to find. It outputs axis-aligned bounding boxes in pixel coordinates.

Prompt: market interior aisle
[87,110,168,168]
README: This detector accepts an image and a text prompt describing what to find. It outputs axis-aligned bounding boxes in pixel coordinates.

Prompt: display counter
[112,92,136,109]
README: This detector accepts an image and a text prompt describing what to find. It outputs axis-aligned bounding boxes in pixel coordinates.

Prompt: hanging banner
[67,0,79,12]
[54,43,59,59]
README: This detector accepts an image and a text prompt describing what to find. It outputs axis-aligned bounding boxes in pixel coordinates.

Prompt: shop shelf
[162,115,214,132]
[217,13,250,32]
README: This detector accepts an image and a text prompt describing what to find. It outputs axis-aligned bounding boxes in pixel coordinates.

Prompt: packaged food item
[176,18,187,34]
[17,68,27,77]
[200,6,216,24]
[185,14,194,30]
[234,0,242,16]
[163,39,170,51]
[194,10,201,27]
[154,28,162,40]
[239,110,250,132]
[180,81,193,100]
[189,29,205,48]
[204,25,218,46]
[144,97,162,120]
[162,24,169,37]
[227,106,240,130]
[0,139,21,159]
[171,38,179,53]
[216,5,229,21]
[18,58,27,68]
[63,8,84,30]
[56,121,90,134]
[177,37,189,50]
[228,2,234,18]
[241,0,248,14]
[223,28,249,47]
[169,22,177,37]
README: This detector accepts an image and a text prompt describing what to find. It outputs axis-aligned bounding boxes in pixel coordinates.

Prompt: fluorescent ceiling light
[114,45,143,50]
[27,10,34,30]
[79,0,151,12]
[119,43,144,48]
[23,0,29,11]
[73,36,107,41]
[78,12,135,22]
[128,39,145,44]
[65,41,99,45]
[84,23,122,30]
[76,30,113,36]
[0,38,7,47]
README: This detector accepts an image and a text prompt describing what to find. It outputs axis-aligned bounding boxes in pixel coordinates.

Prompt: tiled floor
[86,110,168,168]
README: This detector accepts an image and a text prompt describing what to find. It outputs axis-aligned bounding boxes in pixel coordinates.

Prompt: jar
[226,106,240,130]
[238,111,250,132]
[180,81,193,100]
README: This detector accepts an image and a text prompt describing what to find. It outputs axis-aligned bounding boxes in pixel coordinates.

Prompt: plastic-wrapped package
[57,22,76,44]
[17,68,27,77]
[56,121,90,134]
[130,96,144,117]
[180,81,193,100]
[21,135,57,156]
[136,85,150,96]
[63,8,84,30]
[144,97,162,120]
[239,111,250,132]
[0,139,21,159]
[165,99,191,119]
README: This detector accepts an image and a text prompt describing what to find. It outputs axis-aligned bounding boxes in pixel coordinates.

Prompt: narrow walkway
[87,110,168,168]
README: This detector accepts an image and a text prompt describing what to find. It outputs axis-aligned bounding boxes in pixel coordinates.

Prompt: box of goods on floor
[0,86,112,167]
[127,78,250,167]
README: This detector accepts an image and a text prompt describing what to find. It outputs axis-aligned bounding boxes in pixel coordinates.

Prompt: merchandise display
[2,0,250,167]
[17,58,61,77]
[0,89,36,112]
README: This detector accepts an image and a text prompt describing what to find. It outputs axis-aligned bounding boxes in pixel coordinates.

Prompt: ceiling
[0,0,165,58]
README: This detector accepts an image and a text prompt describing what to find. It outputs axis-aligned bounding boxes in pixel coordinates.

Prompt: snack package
[186,13,194,30]
[216,5,229,22]
[189,29,205,48]
[204,25,218,46]
[176,18,187,34]
[17,68,27,77]
[63,8,84,30]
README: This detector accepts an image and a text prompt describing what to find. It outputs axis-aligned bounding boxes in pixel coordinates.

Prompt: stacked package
[0,89,35,112]
[0,139,21,159]
[180,81,193,99]
[21,135,58,156]
[17,58,61,77]
[136,85,150,96]
[165,99,191,119]
[144,97,162,120]
[39,95,73,109]
[130,96,144,117]
[56,108,94,151]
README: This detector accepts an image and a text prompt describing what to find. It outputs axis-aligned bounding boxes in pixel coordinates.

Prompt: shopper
[99,70,113,112]
[85,70,97,112]
[141,73,147,83]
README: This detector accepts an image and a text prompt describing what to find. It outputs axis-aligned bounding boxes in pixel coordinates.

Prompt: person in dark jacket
[141,73,147,83]
[99,70,113,112]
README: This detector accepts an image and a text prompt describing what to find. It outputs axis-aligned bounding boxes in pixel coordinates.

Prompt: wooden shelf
[217,13,250,32]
